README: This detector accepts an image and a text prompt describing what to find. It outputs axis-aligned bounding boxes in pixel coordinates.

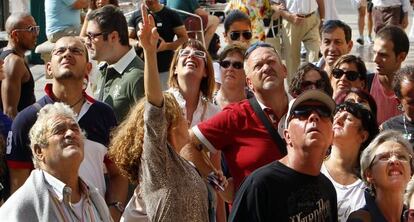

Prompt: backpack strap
[248,97,287,156]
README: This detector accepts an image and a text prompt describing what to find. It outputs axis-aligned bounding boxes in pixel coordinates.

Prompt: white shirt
[321,163,366,222]
[285,0,319,14]
[167,87,220,127]
[372,0,411,13]
[98,47,138,74]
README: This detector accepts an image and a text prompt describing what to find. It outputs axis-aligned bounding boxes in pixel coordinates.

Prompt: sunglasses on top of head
[292,105,332,120]
[219,60,244,69]
[229,31,253,41]
[332,68,360,81]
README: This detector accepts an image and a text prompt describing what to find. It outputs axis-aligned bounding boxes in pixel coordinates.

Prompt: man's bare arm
[2,56,26,119]
[315,0,325,20]
[72,0,89,9]
[158,26,188,52]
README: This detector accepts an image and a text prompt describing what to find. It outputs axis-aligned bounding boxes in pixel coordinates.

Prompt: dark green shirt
[95,55,144,122]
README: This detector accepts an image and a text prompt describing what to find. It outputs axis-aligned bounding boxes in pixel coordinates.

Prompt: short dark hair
[87,5,129,46]
[393,65,414,99]
[289,63,333,97]
[224,10,251,33]
[321,20,352,43]
[334,88,378,121]
[332,54,368,80]
[218,44,246,62]
[376,25,409,56]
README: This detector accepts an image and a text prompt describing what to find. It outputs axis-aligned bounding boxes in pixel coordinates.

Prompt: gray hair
[29,102,79,168]
[405,177,414,206]
[5,12,33,34]
[360,130,413,190]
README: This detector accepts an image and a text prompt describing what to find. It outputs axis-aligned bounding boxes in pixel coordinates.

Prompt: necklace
[70,97,85,108]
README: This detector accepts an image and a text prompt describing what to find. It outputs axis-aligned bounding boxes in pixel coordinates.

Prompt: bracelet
[108,201,125,213]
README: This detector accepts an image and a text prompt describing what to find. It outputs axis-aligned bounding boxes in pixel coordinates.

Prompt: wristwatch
[108,201,125,213]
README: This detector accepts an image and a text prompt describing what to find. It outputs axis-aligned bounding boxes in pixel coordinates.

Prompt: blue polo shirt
[6,84,117,169]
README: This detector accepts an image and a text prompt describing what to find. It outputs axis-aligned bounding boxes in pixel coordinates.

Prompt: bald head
[5,12,34,34]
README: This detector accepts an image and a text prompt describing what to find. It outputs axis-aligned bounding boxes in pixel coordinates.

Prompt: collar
[104,47,137,74]
[44,83,96,104]
[316,57,325,68]
[44,83,94,120]
[43,170,67,201]
[43,170,90,203]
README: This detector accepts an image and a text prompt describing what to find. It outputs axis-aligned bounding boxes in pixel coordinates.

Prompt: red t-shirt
[193,99,285,191]
[370,74,402,125]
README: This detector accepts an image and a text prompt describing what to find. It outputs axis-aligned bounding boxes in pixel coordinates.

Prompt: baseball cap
[285,89,336,127]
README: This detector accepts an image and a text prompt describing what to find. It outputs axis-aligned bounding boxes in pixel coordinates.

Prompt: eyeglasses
[332,68,360,81]
[245,41,277,59]
[300,79,326,91]
[229,31,253,41]
[178,49,206,60]
[370,151,412,166]
[52,46,85,56]
[404,209,414,222]
[13,25,40,35]
[86,32,105,42]
[291,105,332,120]
[220,60,243,69]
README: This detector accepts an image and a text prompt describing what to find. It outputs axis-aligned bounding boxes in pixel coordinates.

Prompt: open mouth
[184,60,197,68]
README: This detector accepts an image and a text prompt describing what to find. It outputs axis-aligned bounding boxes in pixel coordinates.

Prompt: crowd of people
[0,0,414,221]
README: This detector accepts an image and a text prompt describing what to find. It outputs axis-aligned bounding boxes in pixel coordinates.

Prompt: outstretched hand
[137,3,159,52]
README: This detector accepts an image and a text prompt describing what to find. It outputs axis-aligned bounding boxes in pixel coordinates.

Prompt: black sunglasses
[245,41,277,59]
[335,101,373,121]
[220,60,244,69]
[229,31,253,41]
[332,68,360,81]
[292,105,332,120]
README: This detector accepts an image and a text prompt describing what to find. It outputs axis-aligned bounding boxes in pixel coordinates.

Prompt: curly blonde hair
[108,93,183,183]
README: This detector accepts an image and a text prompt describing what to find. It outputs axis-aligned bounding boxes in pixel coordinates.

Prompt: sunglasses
[13,25,40,35]
[332,68,360,81]
[220,60,243,69]
[179,49,206,60]
[335,101,373,122]
[229,31,253,41]
[245,41,277,59]
[404,209,414,222]
[292,105,332,120]
[300,79,326,91]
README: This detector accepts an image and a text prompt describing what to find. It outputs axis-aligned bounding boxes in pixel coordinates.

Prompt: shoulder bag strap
[249,97,287,156]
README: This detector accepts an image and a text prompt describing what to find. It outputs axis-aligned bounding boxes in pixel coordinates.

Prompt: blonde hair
[168,39,215,100]
[108,93,183,183]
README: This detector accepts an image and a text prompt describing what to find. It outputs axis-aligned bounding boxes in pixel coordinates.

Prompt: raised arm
[138,3,163,106]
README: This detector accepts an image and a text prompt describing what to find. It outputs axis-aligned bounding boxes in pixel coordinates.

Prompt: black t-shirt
[229,161,338,222]
[382,114,414,145]
[128,6,184,72]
